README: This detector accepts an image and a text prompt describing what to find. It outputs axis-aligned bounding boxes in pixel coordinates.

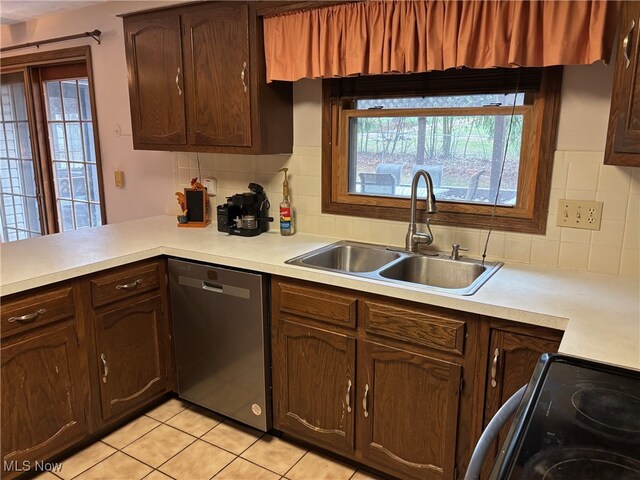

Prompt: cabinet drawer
[363,300,467,355]
[1,285,75,339]
[90,262,161,308]
[277,281,357,328]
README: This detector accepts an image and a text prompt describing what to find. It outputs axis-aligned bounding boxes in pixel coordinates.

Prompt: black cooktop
[491,354,640,480]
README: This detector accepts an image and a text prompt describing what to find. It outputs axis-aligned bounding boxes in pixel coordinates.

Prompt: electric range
[490,354,640,479]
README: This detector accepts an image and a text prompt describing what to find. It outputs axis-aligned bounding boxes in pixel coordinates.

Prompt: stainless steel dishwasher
[168,258,271,431]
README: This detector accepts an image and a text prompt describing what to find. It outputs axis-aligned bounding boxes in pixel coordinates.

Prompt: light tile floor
[35,399,383,480]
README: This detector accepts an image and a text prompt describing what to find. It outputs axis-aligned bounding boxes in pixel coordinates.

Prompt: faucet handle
[451,243,469,260]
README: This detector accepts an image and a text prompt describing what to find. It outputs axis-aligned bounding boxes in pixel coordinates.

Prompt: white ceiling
[1,1,107,25]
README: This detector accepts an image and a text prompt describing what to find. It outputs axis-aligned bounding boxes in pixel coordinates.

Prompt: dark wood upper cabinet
[358,341,461,480]
[94,295,168,421]
[121,2,292,154]
[1,324,87,470]
[123,12,186,146]
[606,1,640,166]
[182,3,251,147]
[273,319,356,454]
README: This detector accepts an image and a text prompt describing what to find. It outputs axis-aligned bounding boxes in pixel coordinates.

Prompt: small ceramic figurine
[175,192,188,223]
[191,178,205,190]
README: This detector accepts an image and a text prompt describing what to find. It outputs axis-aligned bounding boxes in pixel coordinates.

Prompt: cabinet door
[94,295,168,421]
[481,329,560,477]
[124,13,186,146]
[182,3,252,147]
[358,341,462,480]
[1,324,87,468]
[273,319,356,454]
[606,1,640,166]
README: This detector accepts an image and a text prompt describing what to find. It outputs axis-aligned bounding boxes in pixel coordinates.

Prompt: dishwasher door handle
[177,274,252,299]
[202,281,224,293]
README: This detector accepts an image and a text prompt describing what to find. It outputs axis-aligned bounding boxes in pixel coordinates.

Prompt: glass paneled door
[0,71,43,242]
[0,56,104,243]
[42,64,102,232]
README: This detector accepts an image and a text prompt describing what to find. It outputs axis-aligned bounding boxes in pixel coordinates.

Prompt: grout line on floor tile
[236,430,264,456]
[118,449,166,473]
[107,422,165,451]
[198,425,264,458]
[153,434,202,472]
[282,449,310,478]
[209,457,235,480]
[67,446,119,480]
[198,419,223,439]
[150,467,178,480]
[239,456,288,477]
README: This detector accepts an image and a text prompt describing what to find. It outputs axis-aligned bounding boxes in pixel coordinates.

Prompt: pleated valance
[263,0,619,82]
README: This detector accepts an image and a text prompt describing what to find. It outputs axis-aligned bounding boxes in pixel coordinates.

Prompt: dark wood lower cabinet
[0,259,172,478]
[273,318,356,454]
[358,341,462,480]
[271,277,564,480]
[480,326,562,478]
[94,295,168,421]
[1,324,87,470]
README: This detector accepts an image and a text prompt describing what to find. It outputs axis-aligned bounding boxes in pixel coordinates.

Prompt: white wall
[1,1,183,224]
[174,63,640,277]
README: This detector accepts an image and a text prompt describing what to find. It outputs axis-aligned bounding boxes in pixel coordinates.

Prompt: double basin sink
[286,241,503,295]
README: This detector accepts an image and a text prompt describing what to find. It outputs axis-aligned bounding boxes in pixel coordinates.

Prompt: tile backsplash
[173,147,639,277]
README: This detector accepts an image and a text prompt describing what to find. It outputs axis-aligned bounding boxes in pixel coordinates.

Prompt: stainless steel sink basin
[379,255,489,290]
[295,244,401,272]
[286,241,503,295]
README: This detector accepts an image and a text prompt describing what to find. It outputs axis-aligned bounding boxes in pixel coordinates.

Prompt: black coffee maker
[217,183,273,237]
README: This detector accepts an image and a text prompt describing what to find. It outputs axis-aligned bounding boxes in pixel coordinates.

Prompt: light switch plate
[556,199,603,230]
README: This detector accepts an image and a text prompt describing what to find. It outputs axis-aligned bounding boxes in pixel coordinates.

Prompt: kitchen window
[322,67,562,234]
[0,47,105,242]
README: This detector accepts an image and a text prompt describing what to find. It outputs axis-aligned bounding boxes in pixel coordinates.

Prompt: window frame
[1,46,107,235]
[322,67,563,234]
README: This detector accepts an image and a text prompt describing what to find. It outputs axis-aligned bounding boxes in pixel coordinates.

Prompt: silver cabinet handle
[623,20,636,69]
[116,279,142,291]
[176,66,182,96]
[363,383,369,418]
[345,379,352,413]
[100,353,109,383]
[491,348,499,388]
[7,308,46,323]
[241,61,247,93]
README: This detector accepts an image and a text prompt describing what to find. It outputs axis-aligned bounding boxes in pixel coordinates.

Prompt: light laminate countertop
[1,215,638,370]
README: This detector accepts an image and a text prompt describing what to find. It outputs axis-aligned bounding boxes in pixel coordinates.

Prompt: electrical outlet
[556,199,603,230]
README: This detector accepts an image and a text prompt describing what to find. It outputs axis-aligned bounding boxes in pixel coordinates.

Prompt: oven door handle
[464,384,527,480]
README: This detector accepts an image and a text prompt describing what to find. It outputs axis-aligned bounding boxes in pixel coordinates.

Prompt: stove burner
[571,388,640,434]
[522,447,640,480]
[541,458,640,480]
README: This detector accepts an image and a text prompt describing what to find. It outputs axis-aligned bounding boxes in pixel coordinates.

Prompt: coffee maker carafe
[216,183,273,237]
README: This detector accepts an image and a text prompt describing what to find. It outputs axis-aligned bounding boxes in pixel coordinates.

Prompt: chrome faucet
[405,169,437,253]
